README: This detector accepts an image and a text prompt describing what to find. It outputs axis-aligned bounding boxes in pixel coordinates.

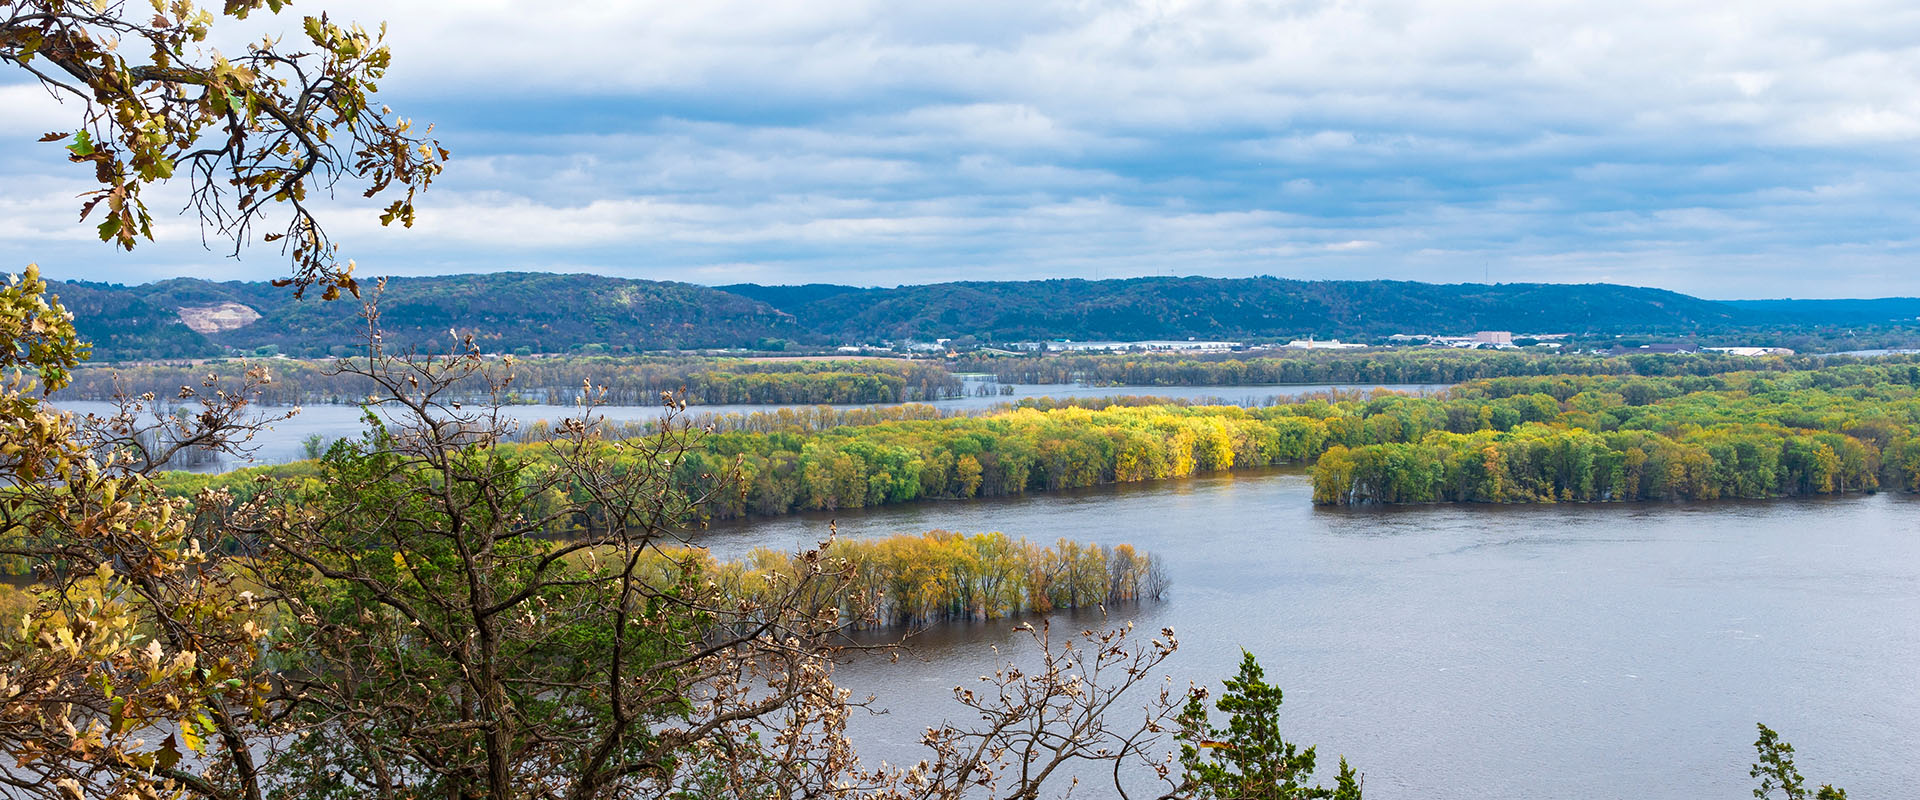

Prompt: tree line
[963,349,1912,387]
[1311,365,1920,505]
[57,355,963,406]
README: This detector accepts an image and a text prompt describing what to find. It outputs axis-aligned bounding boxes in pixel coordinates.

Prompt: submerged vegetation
[649,531,1166,629]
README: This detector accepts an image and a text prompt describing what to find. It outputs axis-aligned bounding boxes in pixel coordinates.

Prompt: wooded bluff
[51,271,1920,359]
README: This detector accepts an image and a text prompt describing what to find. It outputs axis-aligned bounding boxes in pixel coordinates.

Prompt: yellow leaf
[178,716,202,752]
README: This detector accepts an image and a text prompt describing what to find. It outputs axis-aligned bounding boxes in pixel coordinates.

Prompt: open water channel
[691,469,1919,800]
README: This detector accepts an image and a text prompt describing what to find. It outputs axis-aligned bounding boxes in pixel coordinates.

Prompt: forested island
[153,358,1920,521]
[60,355,964,406]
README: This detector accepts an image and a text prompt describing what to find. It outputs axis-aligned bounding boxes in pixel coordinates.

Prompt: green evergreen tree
[1177,651,1362,799]
[1752,723,1847,800]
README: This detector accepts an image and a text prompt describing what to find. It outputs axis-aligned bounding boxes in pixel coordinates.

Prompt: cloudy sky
[7,0,1920,297]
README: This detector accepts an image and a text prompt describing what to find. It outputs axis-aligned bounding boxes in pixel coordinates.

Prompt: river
[55,381,1446,473]
[685,468,1919,800]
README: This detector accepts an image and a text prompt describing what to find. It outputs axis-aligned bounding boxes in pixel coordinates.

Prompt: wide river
[688,468,1918,800]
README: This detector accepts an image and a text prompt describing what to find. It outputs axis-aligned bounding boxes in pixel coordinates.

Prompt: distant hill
[751,277,1751,343]
[40,271,1920,361]
[715,283,865,310]
[1723,298,1920,326]
[52,273,800,359]
[54,280,216,361]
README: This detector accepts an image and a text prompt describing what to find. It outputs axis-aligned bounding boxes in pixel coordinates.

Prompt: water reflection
[697,471,1920,799]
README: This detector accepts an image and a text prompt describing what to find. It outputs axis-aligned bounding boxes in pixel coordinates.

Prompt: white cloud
[12,1,1920,295]
[0,84,81,138]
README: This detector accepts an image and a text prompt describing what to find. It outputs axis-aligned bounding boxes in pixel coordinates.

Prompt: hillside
[1723,298,1920,325]
[753,277,1752,342]
[42,271,1919,361]
[54,280,216,361]
[51,273,801,359]
[715,283,865,310]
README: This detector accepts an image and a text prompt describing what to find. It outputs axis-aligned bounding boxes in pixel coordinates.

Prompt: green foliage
[1752,724,1847,800]
[248,431,708,799]
[1178,651,1362,800]
[52,273,798,358]
[1,265,87,391]
[61,354,963,406]
[1311,366,1920,505]
[739,276,1750,342]
[1,266,268,797]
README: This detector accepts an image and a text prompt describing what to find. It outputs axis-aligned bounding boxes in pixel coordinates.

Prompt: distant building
[1430,333,1516,349]
[1283,337,1367,350]
[1704,346,1795,357]
[1010,340,1241,353]
[1607,344,1699,356]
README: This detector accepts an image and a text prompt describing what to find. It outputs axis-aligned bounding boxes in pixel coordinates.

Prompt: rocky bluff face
[176,302,262,334]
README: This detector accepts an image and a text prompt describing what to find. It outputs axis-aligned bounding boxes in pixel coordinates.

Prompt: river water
[686,468,1919,800]
[55,381,1446,473]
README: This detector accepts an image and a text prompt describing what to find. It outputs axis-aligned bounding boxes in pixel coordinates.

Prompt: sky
[6,0,1920,298]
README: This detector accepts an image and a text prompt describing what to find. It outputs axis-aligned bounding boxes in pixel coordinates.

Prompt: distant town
[825,331,1798,359]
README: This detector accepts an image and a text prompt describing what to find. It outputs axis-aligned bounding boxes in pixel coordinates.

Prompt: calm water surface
[688,470,1919,800]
